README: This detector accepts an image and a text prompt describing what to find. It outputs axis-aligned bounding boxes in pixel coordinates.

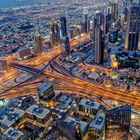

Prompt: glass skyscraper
[105,104,131,140]
[125,5,140,50]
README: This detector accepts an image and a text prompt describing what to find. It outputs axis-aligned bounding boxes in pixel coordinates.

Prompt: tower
[82,9,89,33]
[125,6,140,50]
[111,2,118,22]
[94,16,104,64]
[50,22,60,46]
[60,36,70,58]
[34,34,42,53]
[105,105,131,139]
[60,16,67,37]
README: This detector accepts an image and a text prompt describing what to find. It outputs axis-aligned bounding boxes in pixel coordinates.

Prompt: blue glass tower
[105,104,131,139]
[125,6,140,50]
[60,16,67,37]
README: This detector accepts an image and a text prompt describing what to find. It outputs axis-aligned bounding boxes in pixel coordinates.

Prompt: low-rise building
[37,82,54,101]
[78,99,101,116]
[16,47,32,60]
[1,108,25,128]
[57,116,88,140]
[1,127,26,140]
[89,113,105,139]
[26,105,52,126]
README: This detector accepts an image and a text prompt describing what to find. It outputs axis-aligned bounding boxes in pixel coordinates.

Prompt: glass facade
[105,105,131,140]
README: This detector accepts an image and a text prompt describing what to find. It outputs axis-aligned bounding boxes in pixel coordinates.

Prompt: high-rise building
[123,1,129,22]
[57,118,85,140]
[50,22,60,46]
[95,11,105,29]
[94,17,104,64]
[109,27,118,43]
[104,13,112,34]
[125,6,140,50]
[111,3,118,22]
[107,2,118,22]
[34,34,42,53]
[60,16,67,37]
[60,36,70,58]
[105,104,131,140]
[82,10,89,33]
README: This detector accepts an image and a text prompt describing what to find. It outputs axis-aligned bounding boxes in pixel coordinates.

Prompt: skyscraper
[109,27,118,43]
[105,105,131,139]
[60,36,70,58]
[125,6,140,50]
[60,16,67,37]
[94,17,104,64]
[111,3,118,22]
[50,22,60,46]
[82,10,89,33]
[34,34,42,53]
[123,0,129,22]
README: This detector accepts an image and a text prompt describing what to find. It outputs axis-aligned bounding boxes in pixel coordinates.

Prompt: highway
[1,33,140,109]
[5,62,140,109]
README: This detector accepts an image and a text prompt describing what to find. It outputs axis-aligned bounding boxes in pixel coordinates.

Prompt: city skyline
[0,0,140,140]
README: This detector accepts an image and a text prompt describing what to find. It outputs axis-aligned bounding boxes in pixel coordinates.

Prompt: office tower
[111,3,118,22]
[94,17,104,64]
[105,105,131,140]
[34,34,42,53]
[109,27,118,43]
[50,22,60,46]
[125,6,140,50]
[107,2,118,22]
[81,10,89,33]
[57,120,83,140]
[96,12,105,29]
[91,16,96,40]
[123,1,129,22]
[104,13,112,34]
[60,36,70,58]
[60,16,67,37]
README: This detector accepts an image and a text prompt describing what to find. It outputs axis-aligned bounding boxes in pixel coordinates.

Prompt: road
[1,33,140,109]
[5,63,140,109]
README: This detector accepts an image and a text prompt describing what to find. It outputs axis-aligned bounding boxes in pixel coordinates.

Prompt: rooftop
[26,104,50,118]
[37,82,53,91]
[64,117,88,133]
[78,99,101,111]
[2,127,24,140]
[90,113,105,132]
[1,108,25,127]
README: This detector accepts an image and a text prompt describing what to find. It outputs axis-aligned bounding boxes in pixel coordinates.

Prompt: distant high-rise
[123,1,129,22]
[105,105,131,139]
[125,6,140,50]
[50,22,60,46]
[60,16,67,37]
[111,3,118,22]
[104,13,112,34]
[107,2,118,22]
[34,34,42,53]
[82,10,89,33]
[60,36,70,58]
[94,17,104,64]
[109,27,118,43]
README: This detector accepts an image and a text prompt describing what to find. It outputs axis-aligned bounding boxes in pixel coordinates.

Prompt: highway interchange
[1,33,140,109]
